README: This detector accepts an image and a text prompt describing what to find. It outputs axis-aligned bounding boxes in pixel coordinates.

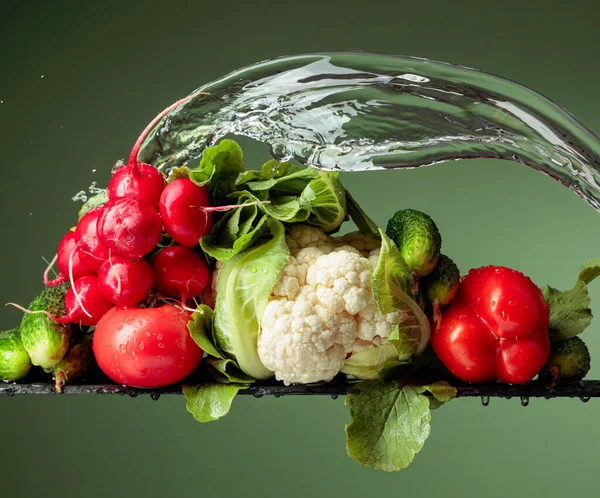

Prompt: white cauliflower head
[257,225,412,385]
[258,298,356,385]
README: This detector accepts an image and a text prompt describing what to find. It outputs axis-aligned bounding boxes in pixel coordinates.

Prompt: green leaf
[189,139,245,203]
[421,381,458,409]
[542,259,600,340]
[239,159,318,193]
[345,189,380,238]
[188,305,224,359]
[345,381,432,472]
[372,230,430,357]
[299,171,347,233]
[341,343,400,380]
[166,166,191,182]
[200,192,269,262]
[213,218,288,379]
[205,358,255,384]
[183,383,248,423]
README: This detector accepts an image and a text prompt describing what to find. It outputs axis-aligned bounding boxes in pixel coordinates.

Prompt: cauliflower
[257,225,408,385]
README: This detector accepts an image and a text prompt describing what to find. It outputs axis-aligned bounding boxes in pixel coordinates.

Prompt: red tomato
[432,266,550,384]
[93,305,203,388]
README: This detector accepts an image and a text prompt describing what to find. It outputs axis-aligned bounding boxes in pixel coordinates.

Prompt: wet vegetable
[0,329,32,381]
[385,209,441,276]
[433,266,550,384]
[20,283,71,370]
[540,336,591,383]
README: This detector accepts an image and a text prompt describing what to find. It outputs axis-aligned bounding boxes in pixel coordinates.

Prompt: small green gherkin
[422,255,461,307]
[20,283,71,370]
[385,209,441,277]
[540,336,591,383]
[53,333,95,393]
[0,329,32,381]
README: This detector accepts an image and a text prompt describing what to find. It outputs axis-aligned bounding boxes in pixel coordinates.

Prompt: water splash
[137,52,600,212]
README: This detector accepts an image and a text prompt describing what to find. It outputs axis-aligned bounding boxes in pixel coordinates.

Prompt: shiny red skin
[93,305,203,388]
[432,266,550,384]
[152,245,210,301]
[65,276,115,327]
[108,163,166,209]
[97,197,163,260]
[56,231,94,281]
[97,254,155,308]
[159,178,213,247]
[75,209,111,272]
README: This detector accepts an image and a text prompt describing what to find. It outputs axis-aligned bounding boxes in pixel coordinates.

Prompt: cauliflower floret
[353,298,406,353]
[258,298,356,385]
[332,231,381,257]
[305,250,373,315]
[272,256,301,299]
[368,248,381,270]
[285,225,331,255]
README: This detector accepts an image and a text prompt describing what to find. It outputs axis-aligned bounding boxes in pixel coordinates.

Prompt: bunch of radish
[44,93,215,328]
[29,91,234,388]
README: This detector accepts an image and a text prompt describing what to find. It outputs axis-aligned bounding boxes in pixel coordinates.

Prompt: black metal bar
[1,380,599,400]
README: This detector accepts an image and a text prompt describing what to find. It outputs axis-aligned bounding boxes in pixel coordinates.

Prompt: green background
[2,1,600,496]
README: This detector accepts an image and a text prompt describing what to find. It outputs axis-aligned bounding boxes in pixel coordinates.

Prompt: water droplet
[144,331,151,338]
[501,310,507,321]
[481,396,490,406]
[250,266,258,273]
[128,393,138,398]
[253,393,264,398]
[494,268,501,274]
[508,300,515,306]
[330,394,339,400]
[92,169,97,173]
[139,342,145,350]
[157,343,164,349]
[131,351,138,360]
[0,100,3,104]
[40,75,45,79]
[150,394,161,401]
[520,396,530,407]
[119,344,127,354]
[72,190,88,203]
[580,396,591,403]
[29,212,33,216]
[274,394,282,398]
[157,333,163,340]
[490,300,496,308]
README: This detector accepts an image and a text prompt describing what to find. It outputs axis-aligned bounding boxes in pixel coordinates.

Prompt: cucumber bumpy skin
[422,254,460,307]
[20,283,71,370]
[539,336,591,383]
[53,333,95,393]
[0,328,32,381]
[385,209,441,277]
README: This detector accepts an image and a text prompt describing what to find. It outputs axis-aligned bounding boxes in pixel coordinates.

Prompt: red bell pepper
[432,266,550,384]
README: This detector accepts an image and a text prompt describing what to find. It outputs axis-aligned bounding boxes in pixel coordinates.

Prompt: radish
[97,197,163,260]
[64,276,114,326]
[97,254,154,307]
[159,178,214,247]
[152,245,210,302]
[107,163,166,210]
[45,231,93,286]
[75,208,110,272]
[107,89,209,209]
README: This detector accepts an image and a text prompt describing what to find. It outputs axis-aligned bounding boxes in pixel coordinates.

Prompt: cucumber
[0,328,32,381]
[422,254,460,307]
[385,209,441,276]
[20,283,71,370]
